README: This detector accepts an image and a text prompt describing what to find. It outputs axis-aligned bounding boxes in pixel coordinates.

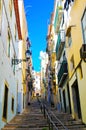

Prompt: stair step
[2,99,86,130]
[2,128,49,130]
[6,122,48,126]
[4,124,49,128]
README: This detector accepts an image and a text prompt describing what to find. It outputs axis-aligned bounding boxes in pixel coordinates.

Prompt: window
[23,94,24,108]
[78,64,83,79]
[13,55,15,74]
[0,0,2,16]
[70,55,74,71]
[2,84,8,121]
[62,13,64,26]
[7,28,11,57]
[9,0,13,17]
[0,1,1,10]
[14,24,17,40]
[11,97,14,112]
[63,51,66,61]
[0,0,2,33]
[68,31,72,46]
[81,8,86,44]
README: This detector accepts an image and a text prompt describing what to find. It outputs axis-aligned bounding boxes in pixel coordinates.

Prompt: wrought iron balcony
[26,66,31,74]
[58,60,68,87]
[56,30,65,60]
[25,49,32,58]
[80,44,86,60]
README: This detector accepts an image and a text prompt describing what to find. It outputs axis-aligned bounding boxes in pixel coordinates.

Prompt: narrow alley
[0,0,86,130]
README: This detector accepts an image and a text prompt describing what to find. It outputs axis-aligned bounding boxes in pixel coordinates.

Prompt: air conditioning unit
[80,44,86,59]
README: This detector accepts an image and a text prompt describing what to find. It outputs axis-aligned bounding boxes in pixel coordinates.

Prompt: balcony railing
[25,49,32,59]
[58,60,68,87]
[54,7,63,33]
[80,44,86,60]
[56,30,65,60]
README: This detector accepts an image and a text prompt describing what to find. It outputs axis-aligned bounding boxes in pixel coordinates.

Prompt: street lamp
[12,36,32,65]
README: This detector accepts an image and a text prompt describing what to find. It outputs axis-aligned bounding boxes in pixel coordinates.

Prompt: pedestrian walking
[26,74,33,105]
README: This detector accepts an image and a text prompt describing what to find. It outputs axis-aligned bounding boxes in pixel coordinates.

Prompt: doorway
[63,90,66,112]
[3,84,8,120]
[67,84,71,114]
[72,80,81,119]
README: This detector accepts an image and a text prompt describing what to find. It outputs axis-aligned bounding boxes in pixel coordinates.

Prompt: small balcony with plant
[80,44,86,61]
[58,60,68,87]
[54,0,64,33]
[56,30,65,60]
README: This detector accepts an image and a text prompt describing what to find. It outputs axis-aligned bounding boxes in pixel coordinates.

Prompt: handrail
[44,104,68,130]
[37,97,69,130]
[49,108,68,130]
[45,108,58,130]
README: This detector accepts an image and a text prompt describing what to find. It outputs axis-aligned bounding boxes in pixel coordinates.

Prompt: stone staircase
[2,99,48,130]
[51,111,86,130]
[45,104,86,130]
[2,98,86,130]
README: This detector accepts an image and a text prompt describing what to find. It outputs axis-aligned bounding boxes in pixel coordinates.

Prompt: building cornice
[14,0,22,40]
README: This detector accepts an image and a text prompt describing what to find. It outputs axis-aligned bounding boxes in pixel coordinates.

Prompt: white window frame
[0,0,3,34]
[81,8,86,44]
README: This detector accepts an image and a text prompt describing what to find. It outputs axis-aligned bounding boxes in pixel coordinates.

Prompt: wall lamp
[12,49,31,65]
[12,58,29,65]
[66,25,76,36]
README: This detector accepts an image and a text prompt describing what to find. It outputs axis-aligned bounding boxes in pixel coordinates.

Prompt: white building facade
[17,0,28,113]
[0,0,23,129]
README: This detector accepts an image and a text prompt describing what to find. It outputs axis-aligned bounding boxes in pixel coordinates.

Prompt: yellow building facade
[18,0,29,109]
[66,0,86,123]
[21,3,27,95]
[51,52,58,106]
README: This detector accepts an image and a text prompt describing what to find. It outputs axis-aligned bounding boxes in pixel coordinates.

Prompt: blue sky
[24,0,54,72]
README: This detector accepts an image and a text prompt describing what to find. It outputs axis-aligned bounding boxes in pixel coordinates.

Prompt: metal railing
[37,97,69,130]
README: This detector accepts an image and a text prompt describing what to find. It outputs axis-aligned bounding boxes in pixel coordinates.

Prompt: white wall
[0,37,17,129]
[16,40,23,113]
[0,0,19,129]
